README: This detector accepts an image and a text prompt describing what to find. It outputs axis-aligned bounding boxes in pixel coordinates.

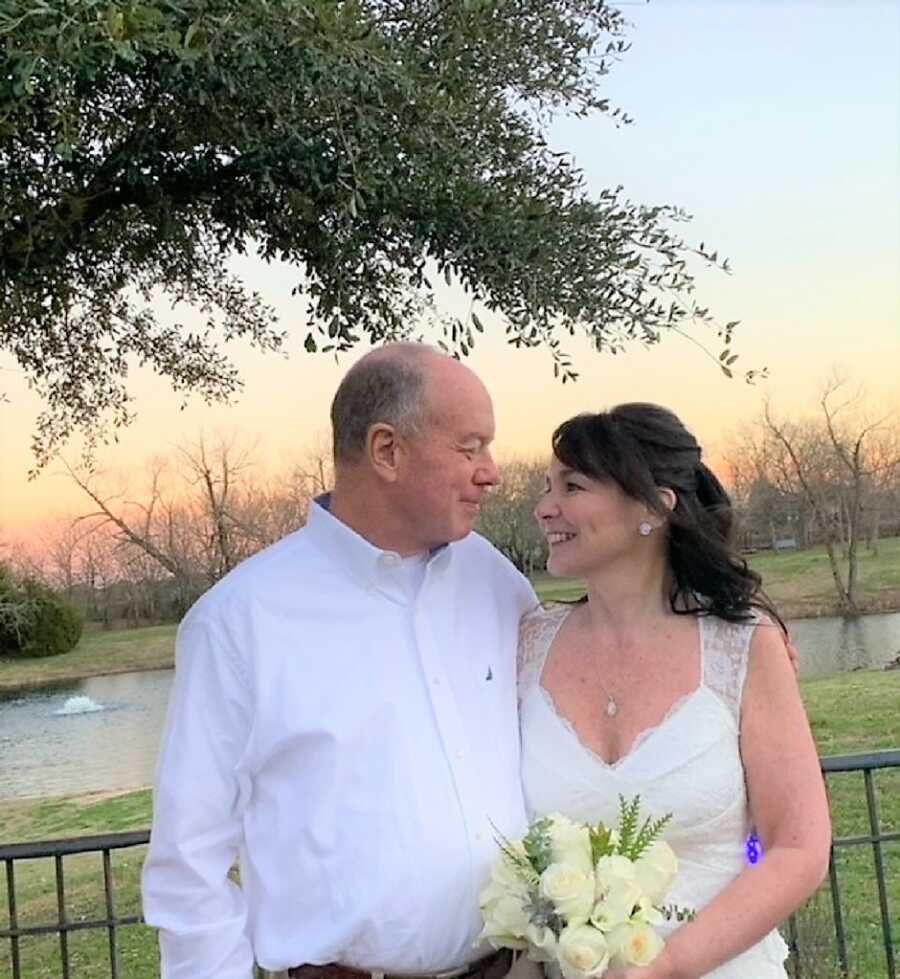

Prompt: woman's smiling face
[534,455,654,577]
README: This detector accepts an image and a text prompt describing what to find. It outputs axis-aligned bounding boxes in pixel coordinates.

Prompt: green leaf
[614,795,673,861]
[522,817,555,876]
[616,795,640,856]
[589,823,615,862]
[184,21,201,48]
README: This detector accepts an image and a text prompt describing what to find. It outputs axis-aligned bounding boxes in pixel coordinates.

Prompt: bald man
[142,345,538,979]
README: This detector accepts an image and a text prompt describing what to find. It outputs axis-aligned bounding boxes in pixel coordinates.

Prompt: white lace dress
[517,604,790,978]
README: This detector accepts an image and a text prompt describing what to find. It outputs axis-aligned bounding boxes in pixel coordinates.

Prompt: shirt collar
[306,494,452,588]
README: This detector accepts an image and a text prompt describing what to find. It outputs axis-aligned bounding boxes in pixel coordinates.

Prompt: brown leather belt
[288,948,513,979]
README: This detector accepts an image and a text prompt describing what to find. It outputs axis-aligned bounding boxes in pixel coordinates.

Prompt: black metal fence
[1,831,148,979]
[787,749,899,979]
[2,749,898,979]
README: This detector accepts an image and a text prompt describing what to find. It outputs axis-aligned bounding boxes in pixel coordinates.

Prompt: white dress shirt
[141,499,537,979]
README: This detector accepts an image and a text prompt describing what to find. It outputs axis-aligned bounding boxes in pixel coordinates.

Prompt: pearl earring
[638,521,653,537]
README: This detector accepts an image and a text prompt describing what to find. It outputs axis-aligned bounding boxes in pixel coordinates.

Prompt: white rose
[632,897,664,927]
[548,815,593,875]
[480,845,532,906]
[479,893,530,949]
[479,878,510,908]
[540,863,596,925]
[590,883,643,932]
[595,854,636,890]
[557,924,611,979]
[633,842,678,902]
[606,920,665,968]
[592,856,642,931]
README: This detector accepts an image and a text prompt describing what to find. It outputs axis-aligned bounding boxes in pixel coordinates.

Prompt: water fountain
[53,695,105,716]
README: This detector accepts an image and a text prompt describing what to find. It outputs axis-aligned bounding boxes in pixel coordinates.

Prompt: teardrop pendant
[606,697,619,718]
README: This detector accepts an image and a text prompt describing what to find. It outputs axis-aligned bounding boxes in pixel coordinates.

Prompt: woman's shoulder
[701,606,780,647]
[701,607,786,714]
[517,603,573,692]
[521,600,571,625]
[519,601,572,642]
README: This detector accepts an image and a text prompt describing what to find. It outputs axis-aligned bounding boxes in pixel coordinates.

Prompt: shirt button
[382,553,400,567]
[433,677,441,686]
[455,751,464,760]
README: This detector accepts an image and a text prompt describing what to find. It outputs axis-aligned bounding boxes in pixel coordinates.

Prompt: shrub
[0,567,36,654]
[19,584,84,657]
[0,567,83,658]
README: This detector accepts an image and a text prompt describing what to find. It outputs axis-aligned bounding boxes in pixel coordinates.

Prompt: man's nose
[476,452,501,487]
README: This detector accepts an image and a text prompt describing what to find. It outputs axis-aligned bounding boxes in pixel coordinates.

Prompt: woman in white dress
[518,404,831,979]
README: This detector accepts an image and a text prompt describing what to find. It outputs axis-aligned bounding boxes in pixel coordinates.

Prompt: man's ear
[367,423,404,482]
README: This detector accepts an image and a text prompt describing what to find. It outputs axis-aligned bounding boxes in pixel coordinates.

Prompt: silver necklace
[597,677,620,717]
[574,610,621,716]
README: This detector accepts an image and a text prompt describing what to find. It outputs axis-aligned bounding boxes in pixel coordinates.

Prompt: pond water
[1,611,898,802]
[788,610,900,676]
[0,669,173,802]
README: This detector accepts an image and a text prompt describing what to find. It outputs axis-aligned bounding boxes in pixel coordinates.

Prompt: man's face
[395,363,500,550]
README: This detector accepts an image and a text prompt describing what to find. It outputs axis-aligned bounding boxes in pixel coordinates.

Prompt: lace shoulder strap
[517,603,571,704]
[701,610,768,722]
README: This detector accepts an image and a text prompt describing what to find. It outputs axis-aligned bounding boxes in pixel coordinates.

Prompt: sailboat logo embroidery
[485,666,493,681]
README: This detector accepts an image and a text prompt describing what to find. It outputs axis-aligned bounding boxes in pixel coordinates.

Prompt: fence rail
[2,750,898,979]
[787,749,899,979]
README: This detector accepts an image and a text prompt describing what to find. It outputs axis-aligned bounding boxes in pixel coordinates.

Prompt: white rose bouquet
[479,797,693,979]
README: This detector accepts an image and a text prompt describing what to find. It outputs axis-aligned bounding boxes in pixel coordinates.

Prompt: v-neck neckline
[536,682,709,770]
[535,606,706,769]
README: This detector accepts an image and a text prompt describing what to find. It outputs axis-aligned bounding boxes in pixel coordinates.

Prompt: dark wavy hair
[552,403,783,627]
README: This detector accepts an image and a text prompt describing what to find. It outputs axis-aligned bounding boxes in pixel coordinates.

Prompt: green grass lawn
[0,789,154,844]
[801,672,900,978]
[0,624,177,692]
[2,673,897,979]
[0,791,155,978]
[532,535,900,619]
[750,536,900,617]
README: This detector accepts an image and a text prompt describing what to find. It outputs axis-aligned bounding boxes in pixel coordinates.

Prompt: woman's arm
[614,621,832,979]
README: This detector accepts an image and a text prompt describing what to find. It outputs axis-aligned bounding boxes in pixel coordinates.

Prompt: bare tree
[40,515,108,601]
[62,434,330,620]
[176,436,260,580]
[862,425,900,552]
[228,442,333,549]
[477,459,548,574]
[724,436,810,552]
[759,377,900,613]
[79,531,123,626]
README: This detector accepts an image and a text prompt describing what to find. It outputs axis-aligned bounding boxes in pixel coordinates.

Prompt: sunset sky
[2,1,898,544]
